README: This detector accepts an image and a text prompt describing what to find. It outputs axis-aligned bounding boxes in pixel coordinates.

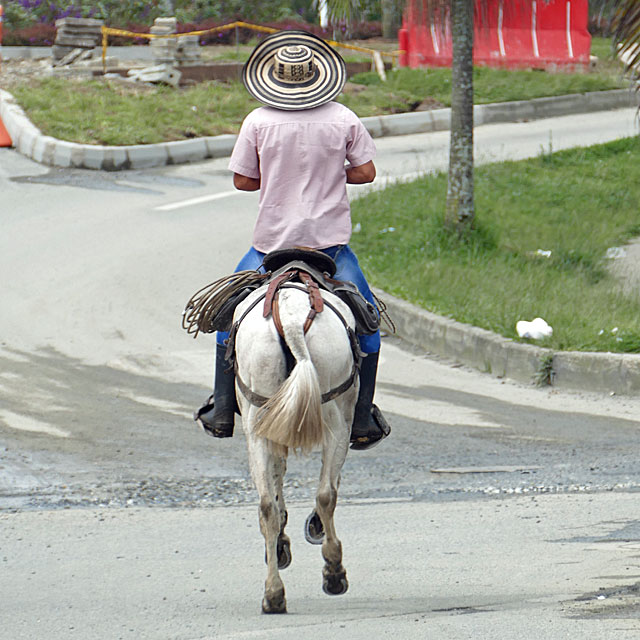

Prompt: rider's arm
[233,172,261,191]
[346,160,376,184]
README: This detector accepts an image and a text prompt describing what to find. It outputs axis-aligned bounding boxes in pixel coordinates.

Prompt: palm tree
[324,0,477,233]
[444,0,474,233]
[612,0,640,79]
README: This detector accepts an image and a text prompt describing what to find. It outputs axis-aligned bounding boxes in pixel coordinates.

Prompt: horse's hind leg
[246,432,287,614]
[274,455,291,570]
[316,405,350,596]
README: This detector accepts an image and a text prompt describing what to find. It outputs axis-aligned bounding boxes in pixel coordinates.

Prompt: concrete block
[154,17,177,29]
[430,108,451,131]
[81,145,107,170]
[620,354,640,393]
[126,143,168,169]
[166,138,208,165]
[52,140,80,168]
[585,89,637,111]
[31,134,53,164]
[379,110,432,136]
[361,116,384,138]
[17,128,37,156]
[82,144,129,171]
[53,48,94,67]
[531,94,584,120]
[205,134,237,158]
[482,100,535,124]
[128,64,181,87]
[40,137,58,166]
[56,17,103,28]
[4,110,37,141]
[100,147,129,171]
[52,45,75,60]
[54,36,99,48]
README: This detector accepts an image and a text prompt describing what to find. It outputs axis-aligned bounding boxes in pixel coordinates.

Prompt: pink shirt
[228,101,376,253]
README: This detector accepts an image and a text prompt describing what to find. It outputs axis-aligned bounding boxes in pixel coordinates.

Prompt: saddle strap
[234,359,358,407]
[265,270,325,338]
[263,272,296,318]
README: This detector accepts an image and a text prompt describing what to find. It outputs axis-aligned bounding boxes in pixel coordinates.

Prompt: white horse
[232,282,359,614]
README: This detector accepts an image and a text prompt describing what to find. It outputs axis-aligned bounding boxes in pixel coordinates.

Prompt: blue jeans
[216,244,381,353]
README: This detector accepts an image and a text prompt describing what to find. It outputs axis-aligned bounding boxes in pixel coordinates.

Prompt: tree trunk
[382,0,402,39]
[445,0,475,233]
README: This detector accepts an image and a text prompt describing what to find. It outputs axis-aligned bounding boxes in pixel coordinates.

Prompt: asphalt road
[1,108,639,638]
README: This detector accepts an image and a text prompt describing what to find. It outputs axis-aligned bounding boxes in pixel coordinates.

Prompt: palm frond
[613,0,640,74]
[317,0,363,24]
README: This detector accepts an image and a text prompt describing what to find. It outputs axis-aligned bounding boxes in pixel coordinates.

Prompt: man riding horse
[196,30,390,450]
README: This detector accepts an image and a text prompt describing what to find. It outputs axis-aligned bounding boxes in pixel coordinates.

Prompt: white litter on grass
[380,226,396,234]
[352,222,362,233]
[516,317,553,340]
[536,249,552,258]
[606,247,627,259]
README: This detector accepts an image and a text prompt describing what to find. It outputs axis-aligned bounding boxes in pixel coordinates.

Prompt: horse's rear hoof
[277,537,292,570]
[262,595,287,614]
[304,510,324,545]
[322,569,349,596]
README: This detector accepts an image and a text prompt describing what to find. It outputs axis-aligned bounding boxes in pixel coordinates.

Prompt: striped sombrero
[243,30,346,111]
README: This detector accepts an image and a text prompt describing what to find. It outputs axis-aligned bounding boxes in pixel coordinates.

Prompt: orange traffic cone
[0,115,11,147]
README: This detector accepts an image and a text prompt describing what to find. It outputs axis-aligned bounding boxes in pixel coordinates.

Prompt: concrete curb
[378,289,640,394]
[0,87,637,170]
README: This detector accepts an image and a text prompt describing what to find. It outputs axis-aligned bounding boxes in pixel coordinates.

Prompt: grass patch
[350,137,640,353]
[340,63,626,116]
[9,77,260,144]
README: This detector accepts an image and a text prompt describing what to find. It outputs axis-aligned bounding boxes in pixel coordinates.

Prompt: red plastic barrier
[401,0,590,70]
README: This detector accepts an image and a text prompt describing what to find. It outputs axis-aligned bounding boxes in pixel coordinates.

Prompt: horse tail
[254,316,324,454]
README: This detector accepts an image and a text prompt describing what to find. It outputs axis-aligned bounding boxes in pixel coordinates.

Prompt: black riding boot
[194,343,236,438]
[350,351,391,450]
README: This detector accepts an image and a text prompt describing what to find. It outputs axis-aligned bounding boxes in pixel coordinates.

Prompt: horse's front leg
[316,404,350,596]
[246,430,287,614]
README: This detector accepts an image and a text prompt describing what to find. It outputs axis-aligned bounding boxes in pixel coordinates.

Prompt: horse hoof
[322,569,349,596]
[277,537,292,570]
[262,595,287,614]
[304,510,324,545]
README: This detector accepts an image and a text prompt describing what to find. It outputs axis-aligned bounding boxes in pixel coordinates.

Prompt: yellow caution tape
[101,21,396,75]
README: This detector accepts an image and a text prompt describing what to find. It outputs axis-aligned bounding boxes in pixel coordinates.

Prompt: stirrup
[194,396,234,439]
[350,404,391,451]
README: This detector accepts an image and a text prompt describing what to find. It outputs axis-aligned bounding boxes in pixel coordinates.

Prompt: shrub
[1,0,381,46]
[2,23,57,46]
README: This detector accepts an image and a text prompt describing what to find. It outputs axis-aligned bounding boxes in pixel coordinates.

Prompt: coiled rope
[182,270,268,338]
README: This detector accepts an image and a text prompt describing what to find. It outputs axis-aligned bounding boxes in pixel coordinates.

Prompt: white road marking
[155,172,425,211]
[154,189,248,211]
[0,410,70,438]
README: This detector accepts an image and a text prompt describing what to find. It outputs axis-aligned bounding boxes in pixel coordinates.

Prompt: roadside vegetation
[350,137,640,354]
